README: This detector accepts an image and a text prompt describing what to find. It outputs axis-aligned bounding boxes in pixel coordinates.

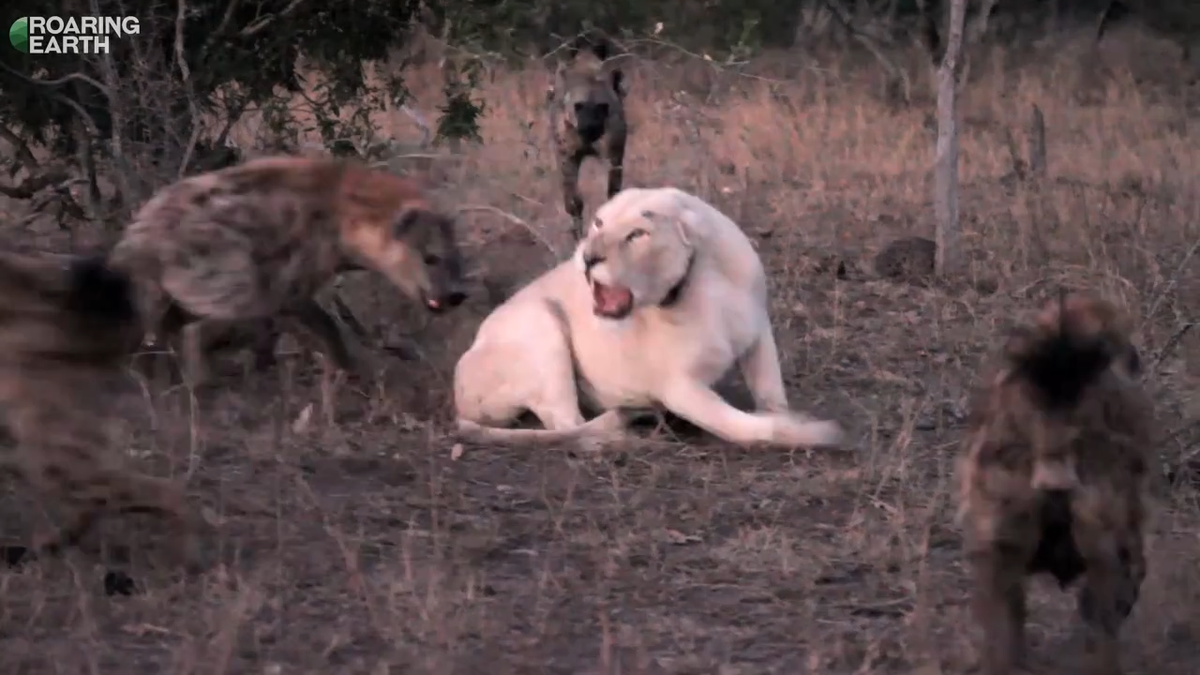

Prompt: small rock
[104,569,137,596]
[874,236,936,283]
[2,545,29,568]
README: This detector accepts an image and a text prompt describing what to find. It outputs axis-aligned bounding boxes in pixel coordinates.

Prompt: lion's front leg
[659,381,842,449]
[737,330,790,414]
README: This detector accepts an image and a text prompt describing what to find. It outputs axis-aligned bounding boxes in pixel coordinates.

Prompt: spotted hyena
[0,251,200,568]
[548,35,629,241]
[109,156,469,386]
[958,291,1152,675]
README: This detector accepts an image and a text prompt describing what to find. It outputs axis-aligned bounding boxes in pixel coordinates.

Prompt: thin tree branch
[821,0,911,102]
[0,168,71,199]
[175,0,203,178]
[241,0,307,37]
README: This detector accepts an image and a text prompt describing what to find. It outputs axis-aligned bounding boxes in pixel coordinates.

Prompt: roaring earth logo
[9,16,140,54]
[9,17,28,53]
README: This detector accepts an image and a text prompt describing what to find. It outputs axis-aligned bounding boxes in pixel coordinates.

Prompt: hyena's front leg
[605,139,626,200]
[1076,529,1144,675]
[968,546,1029,675]
[285,298,365,376]
[559,153,586,240]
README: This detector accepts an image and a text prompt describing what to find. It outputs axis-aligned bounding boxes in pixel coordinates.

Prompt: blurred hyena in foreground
[958,292,1152,675]
[109,156,469,387]
[548,34,629,240]
[0,252,201,568]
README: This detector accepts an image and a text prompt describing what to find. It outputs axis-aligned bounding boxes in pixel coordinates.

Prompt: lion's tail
[1006,293,1123,491]
[455,411,628,448]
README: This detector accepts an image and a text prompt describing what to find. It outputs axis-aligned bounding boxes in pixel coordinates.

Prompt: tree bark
[934,0,968,277]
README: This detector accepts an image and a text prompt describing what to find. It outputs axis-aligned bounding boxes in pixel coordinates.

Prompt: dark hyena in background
[109,155,469,387]
[548,35,629,241]
[958,291,1152,675]
[0,251,201,569]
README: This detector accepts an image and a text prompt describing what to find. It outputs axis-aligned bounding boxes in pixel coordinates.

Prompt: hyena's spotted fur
[109,156,469,386]
[548,35,629,241]
[958,292,1151,675]
[0,252,200,568]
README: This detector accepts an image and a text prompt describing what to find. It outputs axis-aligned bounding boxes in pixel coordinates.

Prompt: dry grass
[2,25,1199,674]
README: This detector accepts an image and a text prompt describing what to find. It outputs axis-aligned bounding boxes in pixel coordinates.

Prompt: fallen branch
[456,204,561,258]
[0,168,71,199]
[0,124,38,174]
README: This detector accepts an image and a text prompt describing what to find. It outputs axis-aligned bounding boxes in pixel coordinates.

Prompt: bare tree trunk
[934,0,968,277]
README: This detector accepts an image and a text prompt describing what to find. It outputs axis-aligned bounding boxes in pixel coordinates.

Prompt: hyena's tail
[0,251,141,364]
[1005,291,1131,490]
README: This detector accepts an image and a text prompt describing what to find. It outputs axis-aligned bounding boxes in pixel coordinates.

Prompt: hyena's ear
[549,61,568,102]
[392,208,424,238]
[1002,325,1037,362]
[610,67,626,99]
[1121,342,1142,377]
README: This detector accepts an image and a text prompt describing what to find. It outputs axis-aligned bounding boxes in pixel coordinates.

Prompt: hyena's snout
[574,101,609,144]
[423,264,469,314]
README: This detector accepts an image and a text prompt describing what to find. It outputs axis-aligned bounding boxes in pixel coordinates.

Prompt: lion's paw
[455,419,485,440]
[775,415,844,448]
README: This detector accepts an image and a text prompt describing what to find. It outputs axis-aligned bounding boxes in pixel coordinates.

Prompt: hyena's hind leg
[33,474,198,570]
[21,438,201,572]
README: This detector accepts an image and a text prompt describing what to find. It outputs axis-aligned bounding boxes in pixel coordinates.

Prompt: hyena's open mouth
[421,290,468,314]
[591,281,633,319]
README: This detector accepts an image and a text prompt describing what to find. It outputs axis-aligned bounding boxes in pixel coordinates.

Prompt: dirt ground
[2,24,1200,675]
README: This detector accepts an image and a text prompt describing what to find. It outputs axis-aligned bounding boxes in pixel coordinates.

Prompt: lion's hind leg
[454,299,626,447]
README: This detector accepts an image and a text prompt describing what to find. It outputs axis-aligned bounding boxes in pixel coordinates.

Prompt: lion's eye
[592,218,603,231]
[624,228,648,243]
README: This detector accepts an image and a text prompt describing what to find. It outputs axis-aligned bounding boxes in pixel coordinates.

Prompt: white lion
[453,187,844,449]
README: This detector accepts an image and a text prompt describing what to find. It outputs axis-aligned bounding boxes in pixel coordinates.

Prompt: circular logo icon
[10,17,29,54]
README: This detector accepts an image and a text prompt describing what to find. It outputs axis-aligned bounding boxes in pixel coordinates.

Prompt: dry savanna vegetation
[0,14,1198,675]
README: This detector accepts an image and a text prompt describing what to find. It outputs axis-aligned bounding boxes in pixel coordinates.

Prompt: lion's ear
[674,208,700,247]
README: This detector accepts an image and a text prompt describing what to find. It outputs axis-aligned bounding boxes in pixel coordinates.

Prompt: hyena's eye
[573,102,586,114]
[424,254,443,266]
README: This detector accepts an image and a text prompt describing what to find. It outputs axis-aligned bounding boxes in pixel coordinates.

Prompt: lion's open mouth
[591,281,633,319]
